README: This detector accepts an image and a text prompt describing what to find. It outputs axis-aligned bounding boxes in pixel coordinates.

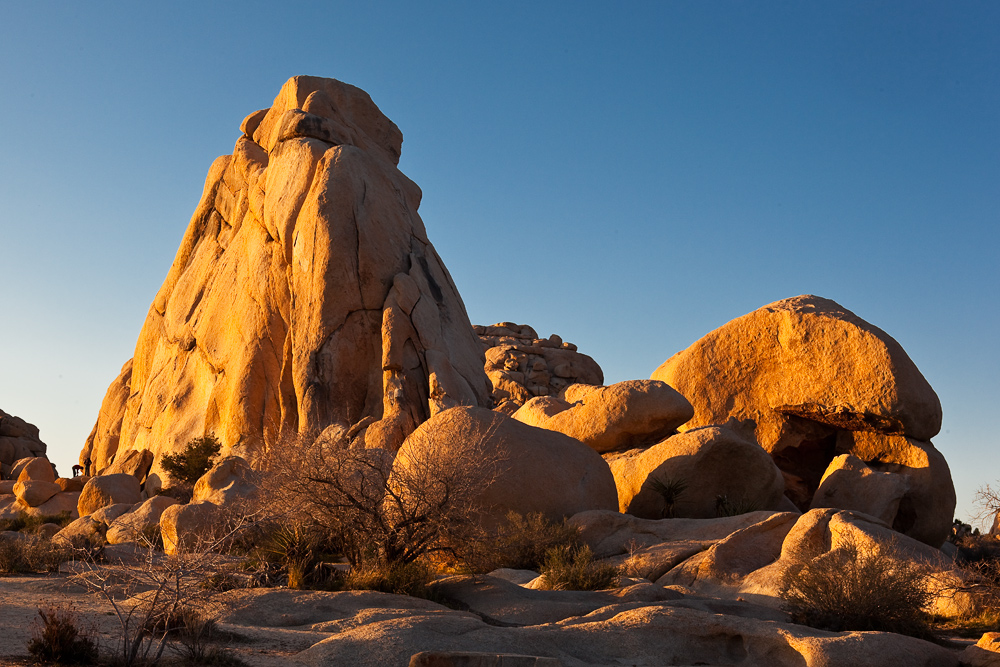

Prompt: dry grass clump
[538,544,621,591]
[459,511,583,573]
[780,533,933,639]
[0,534,72,574]
[340,559,440,599]
[0,510,74,533]
[27,606,98,665]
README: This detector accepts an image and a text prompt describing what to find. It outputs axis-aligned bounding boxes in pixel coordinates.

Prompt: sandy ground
[0,574,324,666]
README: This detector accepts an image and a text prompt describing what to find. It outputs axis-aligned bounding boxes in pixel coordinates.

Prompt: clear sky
[1,2,996,524]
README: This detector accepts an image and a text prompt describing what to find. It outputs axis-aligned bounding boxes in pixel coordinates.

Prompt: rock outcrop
[0,410,47,478]
[475,323,602,412]
[81,76,491,474]
[652,295,954,546]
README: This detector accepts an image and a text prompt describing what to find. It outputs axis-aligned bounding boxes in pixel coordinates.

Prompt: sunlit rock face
[81,76,491,473]
[652,295,954,546]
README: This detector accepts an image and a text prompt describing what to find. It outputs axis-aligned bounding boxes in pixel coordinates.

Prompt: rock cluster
[81,75,491,475]
[0,455,82,522]
[475,323,602,413]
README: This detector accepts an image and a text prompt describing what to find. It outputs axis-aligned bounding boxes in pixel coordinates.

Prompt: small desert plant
[459,511,583,573]
[245,521,337,589]
[538,544,621,591]
[780,533,933,638]
[26,606,98,665]
[647,477,688,518]
[715,494,761,517]
[0,534,72,574]
[161,435,222,485]
[341,559,439,599]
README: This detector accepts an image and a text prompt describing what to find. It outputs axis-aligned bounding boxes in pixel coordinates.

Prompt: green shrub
[539,544,621,591]
[780,533,933,638]
[27,606,98,665]
[0,534,72,574]
[460,511,583,573]
[648,477,688,518]
[161,436,222,485]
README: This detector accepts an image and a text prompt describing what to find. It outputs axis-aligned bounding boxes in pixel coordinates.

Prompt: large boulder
[392,407,618,529]
[160,501,224,555]
[12,480,61,508]
[80,75,491,473]
[16,457,56,483]
[605,424,786,519]
[192,456,260,506]
[651,295,954,547]
[653,295,942,447]
[77,474,142,517]
[512,380,693,453]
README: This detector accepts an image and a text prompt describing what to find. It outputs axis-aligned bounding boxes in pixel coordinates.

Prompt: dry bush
[256,425,503,572]
[0,509,74,533]
[538,544,621,591]
[780,532,933,638]
[71,514,257,666]
[27,605,98,665]
[459,511,583,573]
[0,533,72,573]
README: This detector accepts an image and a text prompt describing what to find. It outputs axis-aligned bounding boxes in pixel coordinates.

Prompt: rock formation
[652,295,955,546]
[475,323,603,413]
[0,409,47,478]
[81,76,491,474]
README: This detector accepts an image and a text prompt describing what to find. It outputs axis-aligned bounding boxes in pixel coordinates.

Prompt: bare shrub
[27,605,98,665]
[779,532,933,638]
[257,425,503,574]
[459,511,582,573]
[538,544,621,591]
[71,511,257,666]
[0,533,72,573]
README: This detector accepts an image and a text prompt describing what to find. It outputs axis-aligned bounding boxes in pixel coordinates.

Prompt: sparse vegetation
[714,494,761,517]
[538,544,621,591]
[647,476,688,518]
[258,427,502,574]
[780,533,933,639]
[0,510,74,533]
[26,606,98,665]
[459,511,583,573]
[340,559,439,599]
[160,435,222,485]
[0,534,72,574]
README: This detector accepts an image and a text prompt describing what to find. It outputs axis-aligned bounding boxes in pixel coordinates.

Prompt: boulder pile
[475,323,603,413]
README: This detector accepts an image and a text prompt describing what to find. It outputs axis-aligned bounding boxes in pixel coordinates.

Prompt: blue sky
[1,2,996,523]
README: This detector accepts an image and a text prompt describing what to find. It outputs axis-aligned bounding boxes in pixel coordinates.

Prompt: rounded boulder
[392,407,618,529]
[77,474,142,517]
[607,423,786,519]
